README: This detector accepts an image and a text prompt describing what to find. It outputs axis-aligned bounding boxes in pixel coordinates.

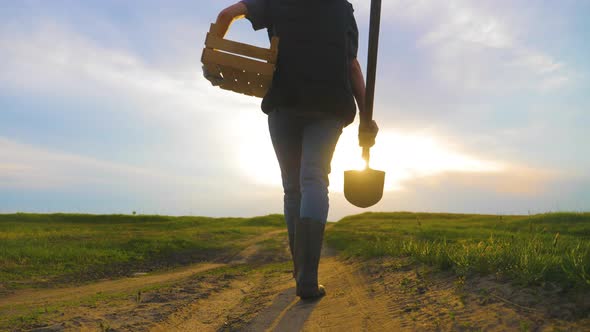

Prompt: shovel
[344,0,385,208]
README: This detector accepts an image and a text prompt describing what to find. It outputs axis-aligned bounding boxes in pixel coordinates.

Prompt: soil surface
[3,228,590,332]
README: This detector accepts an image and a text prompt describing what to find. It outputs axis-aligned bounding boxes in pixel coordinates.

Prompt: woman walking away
[205,0,378,300]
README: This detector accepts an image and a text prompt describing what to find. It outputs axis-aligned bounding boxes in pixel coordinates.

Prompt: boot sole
[297,285,326,299]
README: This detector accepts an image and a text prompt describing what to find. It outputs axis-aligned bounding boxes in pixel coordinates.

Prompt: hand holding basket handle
[202,65,224,87]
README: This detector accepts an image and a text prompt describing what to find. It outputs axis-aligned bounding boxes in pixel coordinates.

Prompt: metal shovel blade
[344,168,385,208]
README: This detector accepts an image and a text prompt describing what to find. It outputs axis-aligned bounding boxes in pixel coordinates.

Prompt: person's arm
[213,2,248,38]
[350,58,367,121]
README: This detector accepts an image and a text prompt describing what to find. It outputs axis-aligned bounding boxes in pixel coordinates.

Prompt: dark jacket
[241,0,359,125]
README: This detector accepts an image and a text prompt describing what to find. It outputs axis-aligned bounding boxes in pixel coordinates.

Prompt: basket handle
[207,23,279,64]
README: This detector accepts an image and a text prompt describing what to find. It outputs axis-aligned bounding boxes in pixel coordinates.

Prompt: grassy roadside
[0,213,284,291]
[327,212,590,289]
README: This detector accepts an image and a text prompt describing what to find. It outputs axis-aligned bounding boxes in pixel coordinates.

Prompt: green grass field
[3,212,590,293]
[0,213,284,290]
[327,212,590,289]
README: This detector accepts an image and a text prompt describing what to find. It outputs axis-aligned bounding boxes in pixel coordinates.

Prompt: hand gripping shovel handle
[363,0,382,165]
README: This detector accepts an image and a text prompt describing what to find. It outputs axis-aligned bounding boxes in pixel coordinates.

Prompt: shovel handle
[363,147,370,166]
[364,0,382,126]
[361,0,381,165]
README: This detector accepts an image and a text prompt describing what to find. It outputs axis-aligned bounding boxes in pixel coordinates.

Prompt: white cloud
[0,19,266,180]
[0,20,258,117]
[515,52,564,75]
[350,0,570,92]
[421,4,512,49]
[0,136,286,217]
[0,137,207,191]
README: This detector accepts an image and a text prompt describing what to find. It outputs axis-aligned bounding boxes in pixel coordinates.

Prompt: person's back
[205,0,377,300]
[261,0,357,124]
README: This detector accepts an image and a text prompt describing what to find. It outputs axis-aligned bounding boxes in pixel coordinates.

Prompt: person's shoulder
[344,1,356,22]
[343,0,355,19]
[345,0,354,11]
[241,0,268,10]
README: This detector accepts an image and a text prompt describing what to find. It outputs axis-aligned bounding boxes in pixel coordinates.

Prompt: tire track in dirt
[0,229,286,309]
[150,278,254,332]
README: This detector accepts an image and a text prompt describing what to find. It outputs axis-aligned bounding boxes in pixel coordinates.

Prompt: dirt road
[243,248,400,332]
[3,228,589,331]
[233,250,590,332]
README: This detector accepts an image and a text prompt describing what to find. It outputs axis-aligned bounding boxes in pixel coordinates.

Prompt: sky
[1,0,589,220]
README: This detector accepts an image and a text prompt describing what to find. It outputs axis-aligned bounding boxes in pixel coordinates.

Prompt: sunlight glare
[233,111,282,187]
[330,123,505,193]
[232,113,505,193]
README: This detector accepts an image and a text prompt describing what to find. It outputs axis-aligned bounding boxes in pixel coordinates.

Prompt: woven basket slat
[218,64,238,92]
[251,72,268,97]
[233,68,255,96]
[206,33,274,62]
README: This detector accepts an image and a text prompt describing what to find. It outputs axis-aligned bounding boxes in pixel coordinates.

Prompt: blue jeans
[268,109,344,233]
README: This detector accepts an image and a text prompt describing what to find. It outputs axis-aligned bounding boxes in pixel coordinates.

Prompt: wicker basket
[201,23,279,98]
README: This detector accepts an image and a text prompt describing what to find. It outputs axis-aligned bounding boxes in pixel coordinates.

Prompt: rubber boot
[288,229,297,279]
[295,218,326,299]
